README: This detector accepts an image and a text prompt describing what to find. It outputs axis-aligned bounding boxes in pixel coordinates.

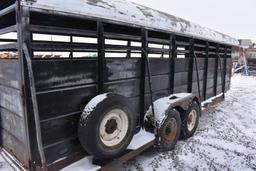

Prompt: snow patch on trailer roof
[21,0,238,46]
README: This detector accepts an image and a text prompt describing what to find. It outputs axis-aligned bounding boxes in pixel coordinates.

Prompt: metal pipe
[193,52,202,102]
[23,44,47,169]
[142,48,157,128]
[217,53,225,98]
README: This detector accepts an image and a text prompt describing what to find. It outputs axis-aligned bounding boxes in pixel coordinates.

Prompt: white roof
[21,0,239,46]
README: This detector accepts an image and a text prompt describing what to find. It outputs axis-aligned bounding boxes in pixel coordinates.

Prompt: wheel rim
[187,109,197,132]
[99,109,129,147]
[163,118,178,145]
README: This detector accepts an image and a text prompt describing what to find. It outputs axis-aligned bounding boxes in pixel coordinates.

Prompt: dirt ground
[122,74,256,171]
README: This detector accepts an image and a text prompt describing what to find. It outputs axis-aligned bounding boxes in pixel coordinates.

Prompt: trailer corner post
[16,2,33,169]
[16,4,47,170]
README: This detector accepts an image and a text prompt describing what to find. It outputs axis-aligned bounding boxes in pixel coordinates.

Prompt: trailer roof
[21,0,239,46]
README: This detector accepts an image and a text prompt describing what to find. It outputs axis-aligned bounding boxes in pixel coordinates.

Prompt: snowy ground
[122,74,256,171]
[0,153,15,171]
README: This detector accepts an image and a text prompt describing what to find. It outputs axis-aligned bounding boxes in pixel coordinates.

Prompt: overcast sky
[129,0,256,43]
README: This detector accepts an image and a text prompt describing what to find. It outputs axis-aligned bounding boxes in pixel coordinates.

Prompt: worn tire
[78,93,136,159]
[158,110,181,151]
[180,101,200,139]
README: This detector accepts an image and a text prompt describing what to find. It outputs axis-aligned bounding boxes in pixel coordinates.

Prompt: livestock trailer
[0,0,238,170]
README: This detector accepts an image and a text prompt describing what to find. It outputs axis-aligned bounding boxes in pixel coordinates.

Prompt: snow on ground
[122,74,256,171]
[0,153,15,171]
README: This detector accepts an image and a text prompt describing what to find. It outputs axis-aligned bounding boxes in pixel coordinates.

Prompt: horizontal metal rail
[104,32,141,41]
[148,48,170,54]
[0,38,17,42]
[194,50,206,54]
[0,25,17,35]
[30,25,97,37]
[31,41,97,51]
[176,41,190,46]
[176,49,190,54]
[0,42,17,50]
[0,3,15,17]
[209,45,217,49]
[104,44,141,51]
[194,43,206,48]
[104,50,140,53]
[147,37,169,44]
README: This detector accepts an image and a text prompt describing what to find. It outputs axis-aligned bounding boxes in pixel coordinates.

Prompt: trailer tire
[180,101,200,139]
[78,93,136,159]
[158,109,181,151]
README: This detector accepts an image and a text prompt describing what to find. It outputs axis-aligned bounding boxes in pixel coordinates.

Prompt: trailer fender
[144,93,199,128]
[170,94,199,111]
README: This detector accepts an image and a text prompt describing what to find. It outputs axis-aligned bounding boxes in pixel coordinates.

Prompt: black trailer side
[0,0,236,170]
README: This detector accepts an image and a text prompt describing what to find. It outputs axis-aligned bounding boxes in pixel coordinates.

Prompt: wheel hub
[187,109,197,132]
[99,109,129,147]
[105,119,118,134]
[163,119,177,145]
